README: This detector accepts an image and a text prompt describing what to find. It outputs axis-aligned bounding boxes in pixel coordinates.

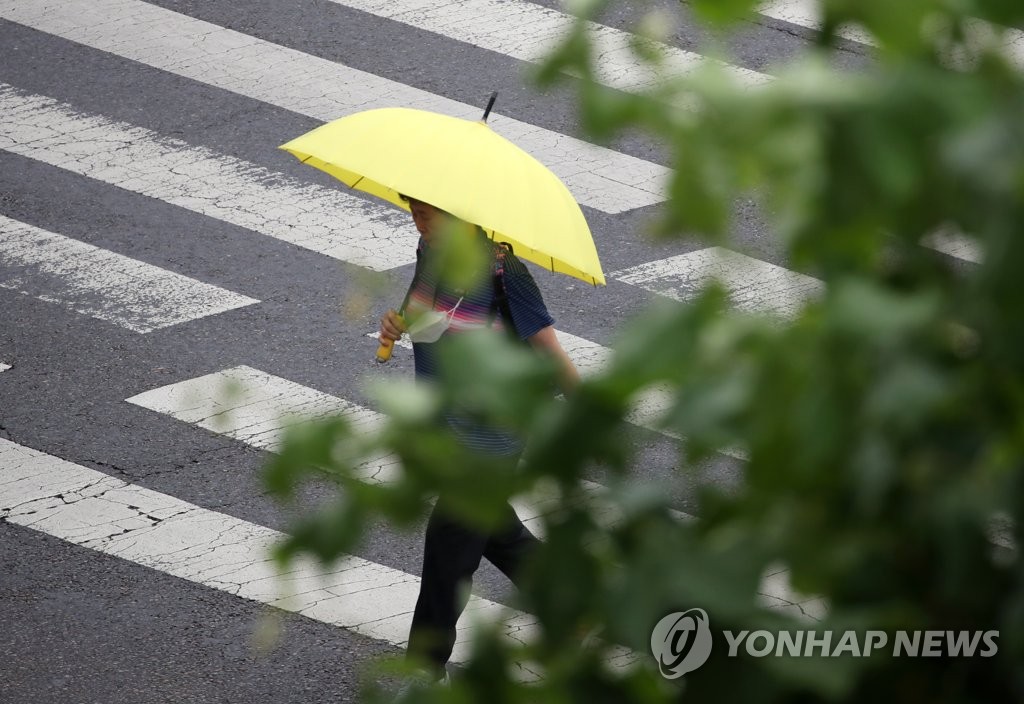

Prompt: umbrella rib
[350,175,364,190]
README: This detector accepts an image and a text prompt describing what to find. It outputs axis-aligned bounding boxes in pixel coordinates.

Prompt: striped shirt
[406,237,554,455]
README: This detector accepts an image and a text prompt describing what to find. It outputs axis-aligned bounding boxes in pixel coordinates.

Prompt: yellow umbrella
[279,97,605,287]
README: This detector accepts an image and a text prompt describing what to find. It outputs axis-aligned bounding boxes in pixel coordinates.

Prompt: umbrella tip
[482,92,498,123]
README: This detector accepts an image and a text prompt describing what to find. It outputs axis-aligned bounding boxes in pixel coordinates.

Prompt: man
[378,196,579,680]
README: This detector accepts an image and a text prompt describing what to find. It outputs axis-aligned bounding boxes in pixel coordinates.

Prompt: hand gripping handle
[375,312,405,363]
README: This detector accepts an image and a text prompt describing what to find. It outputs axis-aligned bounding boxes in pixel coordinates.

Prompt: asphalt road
[0,2,869,702]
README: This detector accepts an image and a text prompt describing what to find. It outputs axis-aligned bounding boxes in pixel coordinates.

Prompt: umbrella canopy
[279,106,605,286]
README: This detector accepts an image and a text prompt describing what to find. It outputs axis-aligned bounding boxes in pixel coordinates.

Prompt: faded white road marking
[922,229,983,264]
[757,0,873,45]
[0,214,258,333]
[0,83,418,271]
[0,0,670,214]
[334,0,770,91]
[758,0,1024,69]
[126,365,402,485]
[757,564,829,621]
[612,247,824,319]
[0,438,540,669]
[0,363,10,373]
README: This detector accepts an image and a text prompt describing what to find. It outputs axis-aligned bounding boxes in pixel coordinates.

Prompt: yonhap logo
[651,609,713,678]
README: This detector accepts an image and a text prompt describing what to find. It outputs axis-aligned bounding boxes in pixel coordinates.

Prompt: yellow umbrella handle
[375,338,395,363]
[375,310,406,363]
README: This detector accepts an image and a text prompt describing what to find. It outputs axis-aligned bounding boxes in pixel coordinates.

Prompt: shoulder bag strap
[490,242,520,341]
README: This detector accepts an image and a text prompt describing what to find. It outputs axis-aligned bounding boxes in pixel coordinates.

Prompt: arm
[527,325,580,395]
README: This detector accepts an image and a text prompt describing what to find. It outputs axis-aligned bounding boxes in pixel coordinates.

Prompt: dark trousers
[407,499,541,672]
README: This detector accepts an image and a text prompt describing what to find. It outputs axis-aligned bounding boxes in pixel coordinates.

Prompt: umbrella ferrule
[482,92,498,123]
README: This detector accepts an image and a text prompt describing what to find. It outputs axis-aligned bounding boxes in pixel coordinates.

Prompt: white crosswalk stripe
[125,365,403,485]
[0,437,544,673]
[612,247,824,319]
[922,229,984,264]
[756,0,874,45]
[0,0,670,215]
[332,0,770,91]
[0,362,10,373]
[0,83,419,271]
[0,214,259,333]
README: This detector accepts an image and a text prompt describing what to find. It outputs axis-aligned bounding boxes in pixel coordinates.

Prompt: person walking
[379,196,580,681]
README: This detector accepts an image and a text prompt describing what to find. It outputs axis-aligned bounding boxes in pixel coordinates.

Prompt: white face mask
[407,297,463,343]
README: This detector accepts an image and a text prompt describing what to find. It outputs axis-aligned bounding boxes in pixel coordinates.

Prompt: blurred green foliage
[266,0,1024,700]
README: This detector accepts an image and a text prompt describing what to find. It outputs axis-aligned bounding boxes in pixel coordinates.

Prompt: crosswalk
[0,0,972,693]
